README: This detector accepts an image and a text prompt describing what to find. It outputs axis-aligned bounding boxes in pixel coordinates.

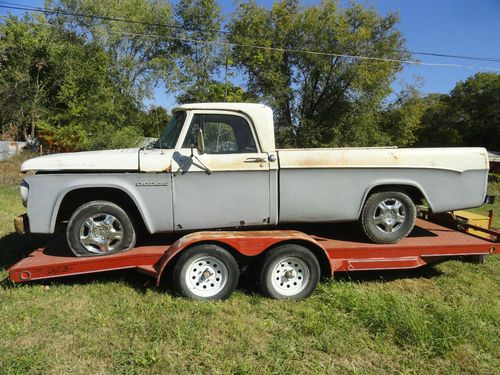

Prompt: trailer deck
[8,219,497,284]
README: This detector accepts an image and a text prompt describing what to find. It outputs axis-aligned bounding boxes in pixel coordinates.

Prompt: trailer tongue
[8,218,498,300]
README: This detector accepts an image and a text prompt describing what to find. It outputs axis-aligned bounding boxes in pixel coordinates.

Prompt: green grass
[0,185,499,374]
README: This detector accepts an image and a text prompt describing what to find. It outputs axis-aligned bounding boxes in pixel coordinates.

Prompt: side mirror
[196,128,205,155]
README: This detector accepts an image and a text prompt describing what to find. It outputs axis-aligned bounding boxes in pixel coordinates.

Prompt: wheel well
[56,187,147,232]
[365,185,426,206]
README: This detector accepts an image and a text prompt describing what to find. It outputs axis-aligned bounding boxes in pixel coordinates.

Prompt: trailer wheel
[67,200,136,257]
[172,244,239,300]
[361,191,416,244]
[259,244,320,300]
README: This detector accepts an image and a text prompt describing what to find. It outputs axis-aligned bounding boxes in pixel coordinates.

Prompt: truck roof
[172,102,276,153]
[172,102,271,112]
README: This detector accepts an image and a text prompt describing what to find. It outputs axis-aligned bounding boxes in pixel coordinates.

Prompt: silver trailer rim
[79,214,124,254]
[271,256,310,296]
[373,198,406,234]
[185,256,228,298]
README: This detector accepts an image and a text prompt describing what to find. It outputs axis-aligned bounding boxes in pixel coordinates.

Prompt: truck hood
[21,148,140,172]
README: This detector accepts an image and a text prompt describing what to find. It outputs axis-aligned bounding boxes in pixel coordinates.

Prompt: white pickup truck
[17,103,489,257]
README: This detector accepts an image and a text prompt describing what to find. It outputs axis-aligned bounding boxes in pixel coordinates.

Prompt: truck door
[171,111,272,231]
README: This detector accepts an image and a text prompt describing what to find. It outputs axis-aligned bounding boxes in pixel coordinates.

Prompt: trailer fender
[155,230,331,286]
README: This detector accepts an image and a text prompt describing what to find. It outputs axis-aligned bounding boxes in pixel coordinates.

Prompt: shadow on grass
[333,265,443,283]
[0,232,54,269]
[2,268,157,295]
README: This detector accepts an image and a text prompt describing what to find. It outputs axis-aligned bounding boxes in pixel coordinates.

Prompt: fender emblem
[136,182,168,186]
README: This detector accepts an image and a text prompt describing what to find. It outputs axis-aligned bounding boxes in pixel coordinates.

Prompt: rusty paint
[153,229,330,285]
[277,148,487,173]
[14,214,28,234]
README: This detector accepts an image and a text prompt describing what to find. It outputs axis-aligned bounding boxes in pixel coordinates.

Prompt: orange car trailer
[8,217,498,300]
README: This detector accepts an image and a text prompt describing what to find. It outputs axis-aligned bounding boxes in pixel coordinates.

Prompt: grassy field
[0,183,499,374]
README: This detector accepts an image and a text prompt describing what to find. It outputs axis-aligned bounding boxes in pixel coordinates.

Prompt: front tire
[361,191,416,244]
[172,244,239,300]
[259,244,320,300]
[67,200,136,257]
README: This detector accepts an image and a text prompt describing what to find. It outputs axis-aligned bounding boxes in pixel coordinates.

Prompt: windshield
[152,111,186,149]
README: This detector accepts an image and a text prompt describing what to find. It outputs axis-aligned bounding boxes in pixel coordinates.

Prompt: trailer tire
[172,244,239,300]
[67,200,136,257]
[259,244,320,300]
[361,191,416,244]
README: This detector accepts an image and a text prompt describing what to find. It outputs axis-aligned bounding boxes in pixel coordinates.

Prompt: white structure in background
[0,141,26,161]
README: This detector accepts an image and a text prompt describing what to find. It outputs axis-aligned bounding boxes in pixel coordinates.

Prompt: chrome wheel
[184,256,228,298]
[79,213,124,254]
[373,198,406,234]
[270,256,310,297]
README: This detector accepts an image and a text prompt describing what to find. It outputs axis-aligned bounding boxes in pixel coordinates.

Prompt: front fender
[25,173,173,233]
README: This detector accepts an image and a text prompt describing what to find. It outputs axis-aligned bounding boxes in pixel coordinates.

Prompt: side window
[183,114,257,154]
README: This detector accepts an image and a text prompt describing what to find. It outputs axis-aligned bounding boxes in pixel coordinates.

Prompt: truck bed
[277,147,488,223]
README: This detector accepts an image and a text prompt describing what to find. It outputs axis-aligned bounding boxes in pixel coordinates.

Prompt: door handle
[244,157,267,163]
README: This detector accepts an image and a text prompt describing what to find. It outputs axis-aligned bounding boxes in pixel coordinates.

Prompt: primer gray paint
[278,167,488,223]
[23,166,487,234]
[25,173,173,233]
[172,170,274,230]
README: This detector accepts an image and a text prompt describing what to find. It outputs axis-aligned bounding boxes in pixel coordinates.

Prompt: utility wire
[2,12,500,72]
[2,1,500,63]
[114,30,500,71]
[0,2,228,35]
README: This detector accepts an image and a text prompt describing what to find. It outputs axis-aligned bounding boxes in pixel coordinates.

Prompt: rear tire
[361,191,416,244]
[172,244,239,300]
[67,200,136,257]
[259,244,320,300]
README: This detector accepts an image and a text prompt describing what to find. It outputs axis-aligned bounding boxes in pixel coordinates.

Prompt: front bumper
[14,213,29,234]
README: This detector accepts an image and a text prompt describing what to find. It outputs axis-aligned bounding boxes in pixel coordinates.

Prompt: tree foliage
[0,0,498,152]
[228,0,408,147]
[0,15,144,150]
[47,0,178,100]
[415,73,500,150]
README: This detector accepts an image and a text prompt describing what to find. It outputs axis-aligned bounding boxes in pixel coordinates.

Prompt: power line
[113,30,500,72]
[2,2,500,64]
[410,51,500,63]
[0,2,228,35]
[2,12,500,72]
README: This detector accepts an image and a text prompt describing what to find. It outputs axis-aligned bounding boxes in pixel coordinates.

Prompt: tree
[447,73,500,150]
[378,85,427,147]
[138,106,170,137]
[177,80,256,103]
[0,15,144,150]
[174,0,224,101]
[415,73,500,150]
[47,0,178,101]
[0,17,52,141]
[228,0,408,148]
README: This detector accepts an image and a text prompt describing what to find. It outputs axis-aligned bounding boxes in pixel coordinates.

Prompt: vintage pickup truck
[16,103,490,257]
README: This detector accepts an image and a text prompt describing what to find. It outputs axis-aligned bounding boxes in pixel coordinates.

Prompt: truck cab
[139,103,280,232]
